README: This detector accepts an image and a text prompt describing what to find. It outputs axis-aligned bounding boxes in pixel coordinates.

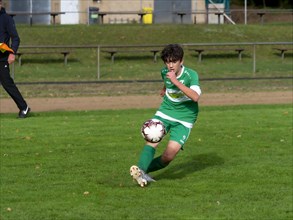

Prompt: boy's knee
[161,154,175,164]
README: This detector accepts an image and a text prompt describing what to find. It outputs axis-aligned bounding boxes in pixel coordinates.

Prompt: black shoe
[18,106,31,118]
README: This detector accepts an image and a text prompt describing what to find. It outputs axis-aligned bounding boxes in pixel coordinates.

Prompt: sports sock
[147,155,168,173]
[138,145,156,172]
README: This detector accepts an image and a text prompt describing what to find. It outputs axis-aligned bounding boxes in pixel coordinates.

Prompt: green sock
[147,156,168,173]
[138,145,156,172]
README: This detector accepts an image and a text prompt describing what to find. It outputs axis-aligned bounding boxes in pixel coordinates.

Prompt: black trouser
[0,61,27,111]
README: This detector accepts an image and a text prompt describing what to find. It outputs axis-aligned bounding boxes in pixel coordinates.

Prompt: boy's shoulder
[181,66,198,78]
[161,67,168,73]
[183,66,198,74]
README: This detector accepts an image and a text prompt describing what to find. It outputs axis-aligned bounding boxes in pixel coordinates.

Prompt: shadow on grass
[273,52,293,59]
[17,58,79,65]
[103,55,155,62]
[189,53,250,60]
[154,152,225,180]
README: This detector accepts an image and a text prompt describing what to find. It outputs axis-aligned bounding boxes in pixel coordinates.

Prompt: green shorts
[153,116,192,148]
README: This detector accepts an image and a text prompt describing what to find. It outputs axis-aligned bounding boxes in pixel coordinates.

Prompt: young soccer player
[130,44,201,187]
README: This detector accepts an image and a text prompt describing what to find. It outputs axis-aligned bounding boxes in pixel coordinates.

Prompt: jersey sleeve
[161,67,168,80]
[189,70,200,87]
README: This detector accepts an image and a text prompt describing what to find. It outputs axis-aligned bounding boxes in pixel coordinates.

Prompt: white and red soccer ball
[141,119,166,143]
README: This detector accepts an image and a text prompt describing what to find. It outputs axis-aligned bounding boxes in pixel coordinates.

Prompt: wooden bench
[8,12,65,26]
[273,48,293,60]
[97,11,147,24]
[16,51,70,66]
[189,48,245,62]
[102,49,161,63]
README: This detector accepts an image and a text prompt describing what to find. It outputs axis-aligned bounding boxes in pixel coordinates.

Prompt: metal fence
[13,41,292,80]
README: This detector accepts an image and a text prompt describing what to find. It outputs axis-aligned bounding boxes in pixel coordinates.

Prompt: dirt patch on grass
[0,91,291,113]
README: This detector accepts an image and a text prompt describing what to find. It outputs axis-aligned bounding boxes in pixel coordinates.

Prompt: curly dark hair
[161,44,184,63]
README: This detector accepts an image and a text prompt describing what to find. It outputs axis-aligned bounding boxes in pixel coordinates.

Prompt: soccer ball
[141,119,166,143]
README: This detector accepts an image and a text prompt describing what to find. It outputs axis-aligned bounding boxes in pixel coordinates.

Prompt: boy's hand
[166,71,177,84]
[160,87,166,97]
[166,71,177,82]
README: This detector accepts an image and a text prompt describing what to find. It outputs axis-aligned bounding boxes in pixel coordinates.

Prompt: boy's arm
[167,71,200,102]
[160,86,166,97]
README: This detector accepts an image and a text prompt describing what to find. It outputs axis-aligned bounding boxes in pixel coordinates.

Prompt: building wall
[154,0,189,24]
[74,0,206,24]
[3,0,208,25]
[7,0,50,24]
[100,0,152,24]
[195,0,207,24]
[60,0,79,24]
[77,0,154,24]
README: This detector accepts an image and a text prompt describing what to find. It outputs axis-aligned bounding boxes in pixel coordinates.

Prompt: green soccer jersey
[155,66,200,128]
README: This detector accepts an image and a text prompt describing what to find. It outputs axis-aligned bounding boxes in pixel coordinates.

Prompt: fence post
[253,44,256,76]
[97,46,100,80]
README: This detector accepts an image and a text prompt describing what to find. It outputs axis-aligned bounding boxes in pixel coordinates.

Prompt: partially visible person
[0,0,30,118]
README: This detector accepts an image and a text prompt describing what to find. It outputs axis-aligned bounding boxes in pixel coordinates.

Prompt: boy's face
[165,59,183,75]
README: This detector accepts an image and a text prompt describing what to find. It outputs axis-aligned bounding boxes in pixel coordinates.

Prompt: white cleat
[130,165,148,187]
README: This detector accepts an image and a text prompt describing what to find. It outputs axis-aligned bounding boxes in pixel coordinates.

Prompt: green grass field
[0,22,292,220]
[0,105,292,220]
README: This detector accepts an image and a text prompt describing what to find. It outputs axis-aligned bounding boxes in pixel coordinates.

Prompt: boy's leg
[147,122,191,173]
[147,156,166,173]
[147,140,181,173]
[138,145,156,172]
[130,144,157,187]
